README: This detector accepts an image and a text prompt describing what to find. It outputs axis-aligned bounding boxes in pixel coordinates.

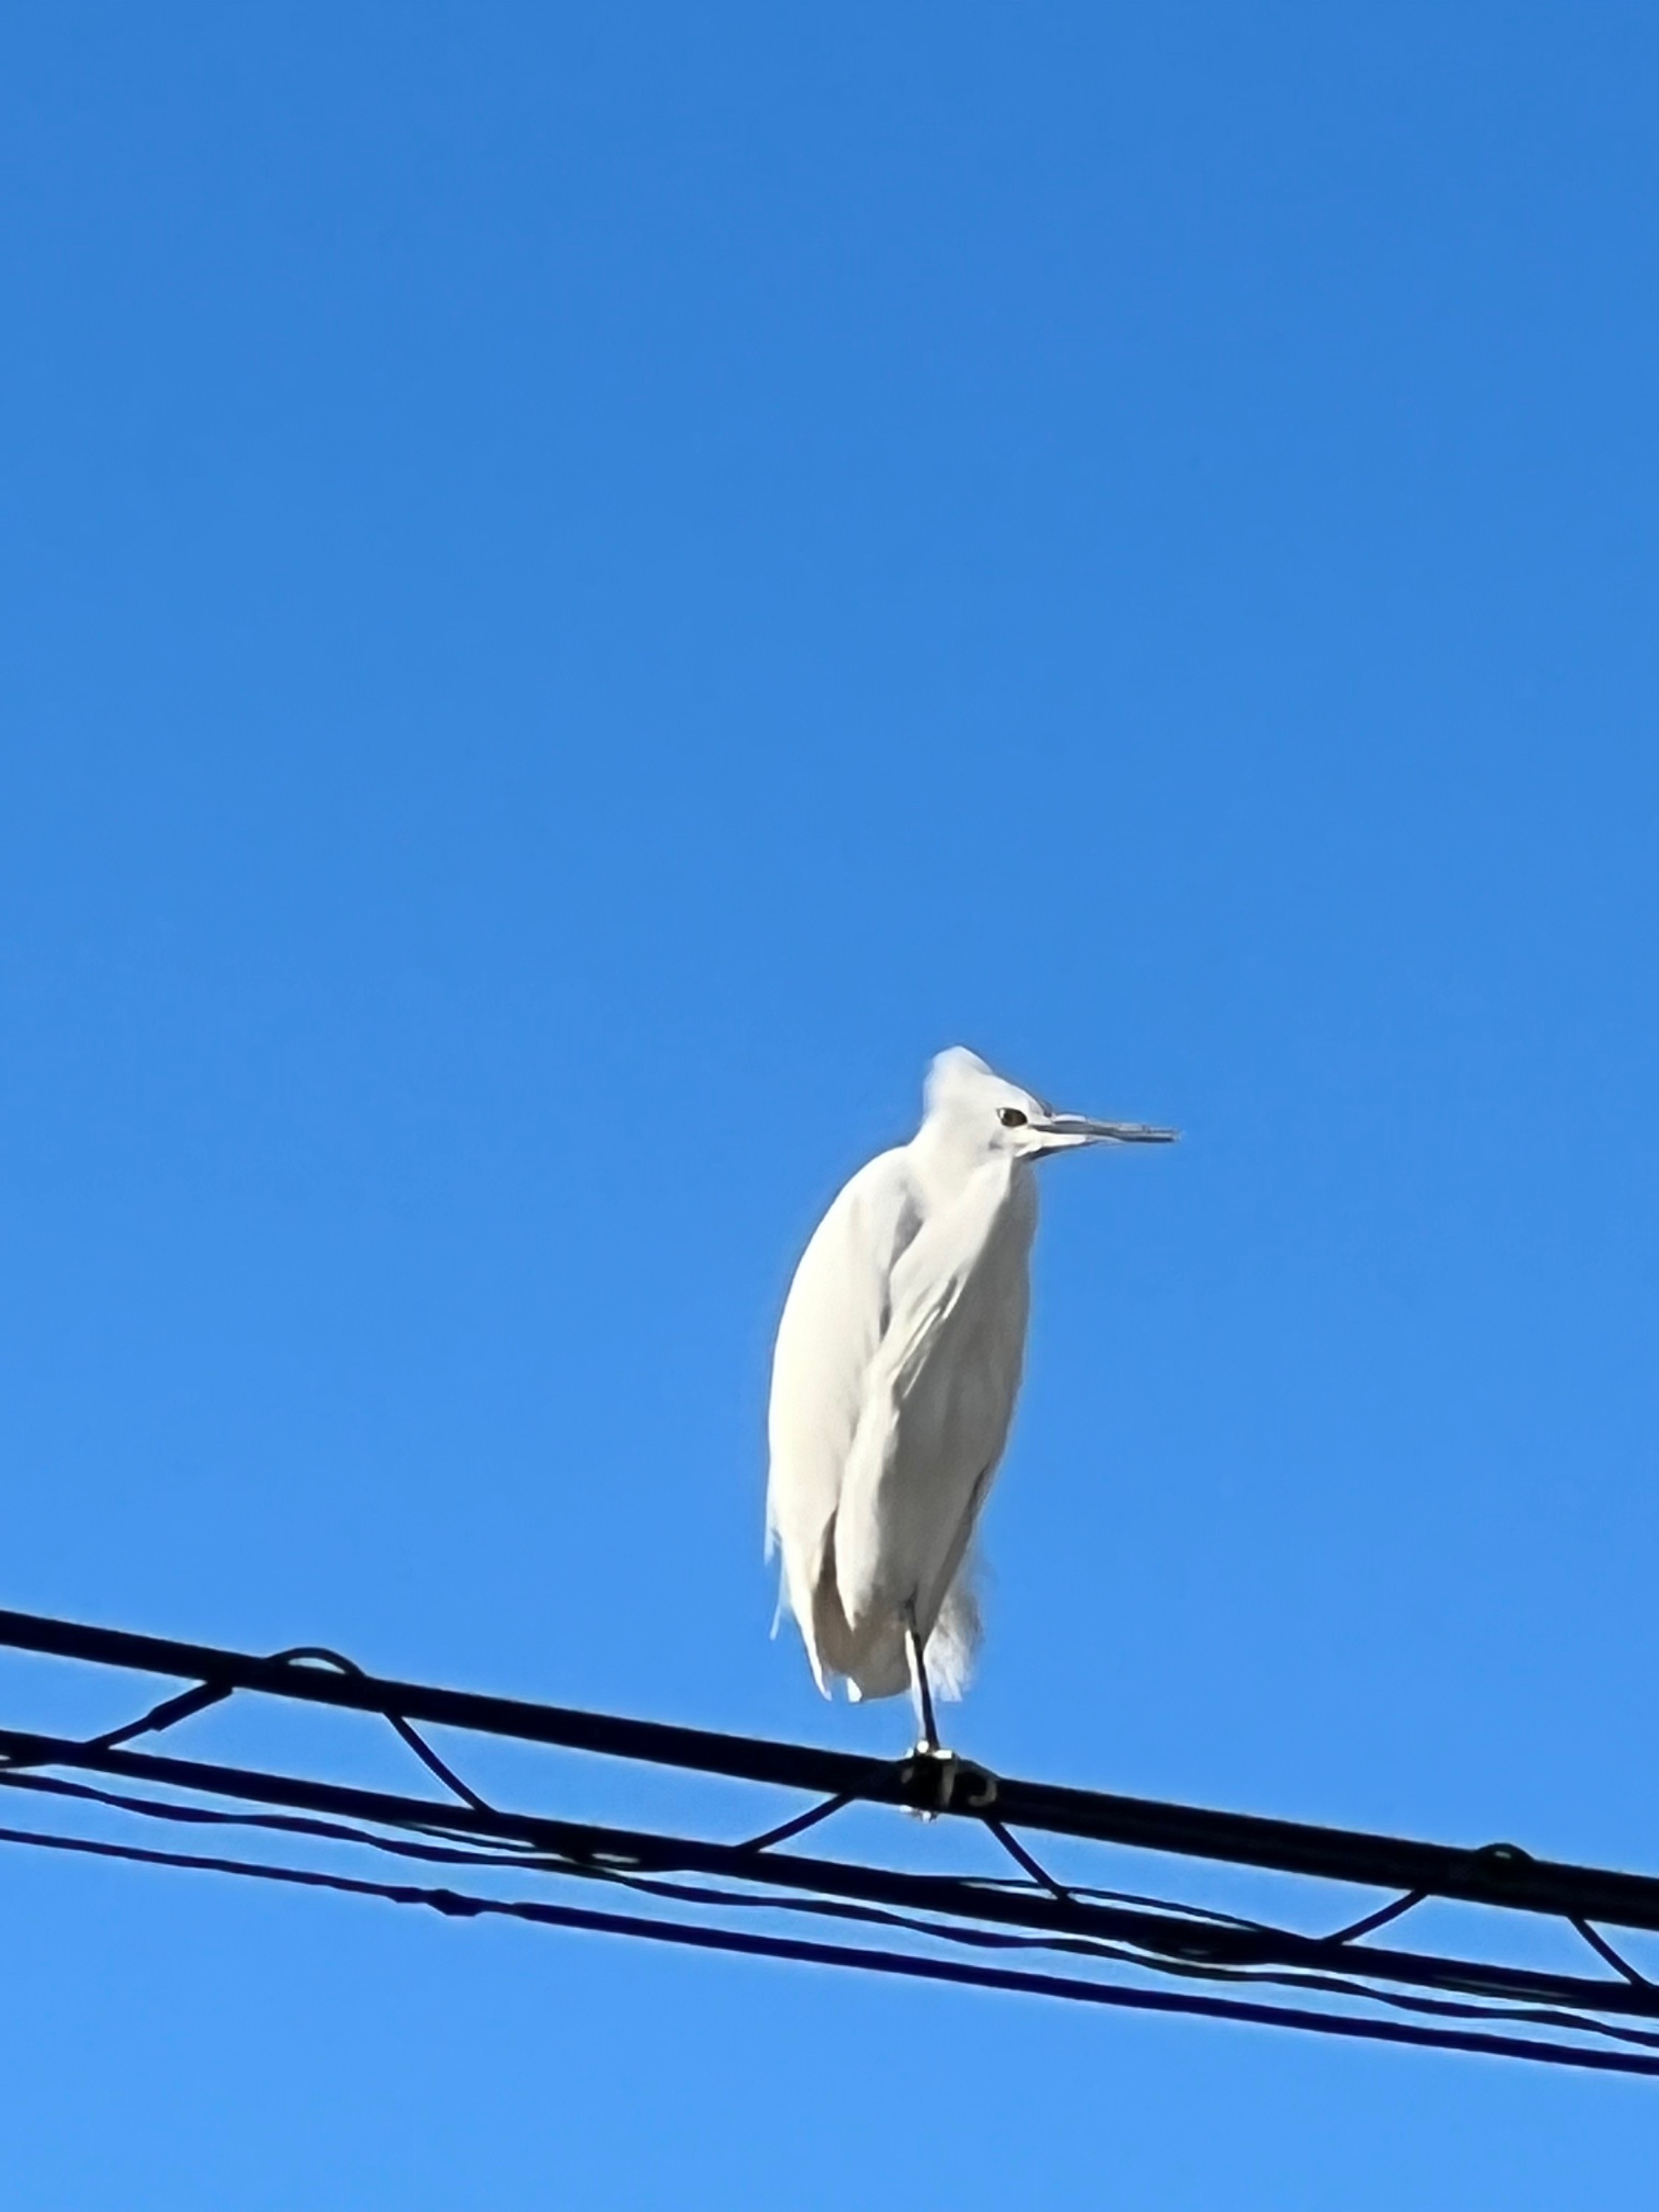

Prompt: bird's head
[923,1046,1179,1163]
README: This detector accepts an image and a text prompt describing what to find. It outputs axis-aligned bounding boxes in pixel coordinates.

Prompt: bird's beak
[1029,1112,1180,1151]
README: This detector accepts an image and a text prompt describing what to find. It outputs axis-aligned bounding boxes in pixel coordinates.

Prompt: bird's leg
[904,1606,940,1756]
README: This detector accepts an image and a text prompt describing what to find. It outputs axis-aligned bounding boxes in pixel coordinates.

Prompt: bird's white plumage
[766,1046,1175,1709]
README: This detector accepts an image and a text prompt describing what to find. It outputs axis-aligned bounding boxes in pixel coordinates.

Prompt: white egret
[766,1047,1176,1747]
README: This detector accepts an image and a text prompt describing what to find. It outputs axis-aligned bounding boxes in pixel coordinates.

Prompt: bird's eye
[998,1107,1028,1128]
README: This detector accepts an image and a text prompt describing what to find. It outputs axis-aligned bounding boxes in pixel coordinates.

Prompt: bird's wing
[835,1161,1036,1655]
[765,1148,922,1684]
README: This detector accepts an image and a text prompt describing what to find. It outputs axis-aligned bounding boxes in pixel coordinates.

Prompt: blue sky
[2,4,1658,2202]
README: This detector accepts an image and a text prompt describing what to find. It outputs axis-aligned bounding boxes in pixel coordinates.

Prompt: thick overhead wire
[0,1604,1656,2076]
[2,1604,1655,1929]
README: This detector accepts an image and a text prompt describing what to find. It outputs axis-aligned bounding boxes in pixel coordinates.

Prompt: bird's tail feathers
[839,1563,983,1705]
[925,1572,982,1703]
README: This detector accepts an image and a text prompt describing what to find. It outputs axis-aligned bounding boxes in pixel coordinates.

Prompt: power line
[7,1816,1658,2079]
[2,1604,1655,1927]
[0,1603,1655,2075]
[6,1725,1657,2026]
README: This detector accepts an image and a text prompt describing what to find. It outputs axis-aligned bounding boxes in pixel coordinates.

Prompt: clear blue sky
[3,4,1657,2202]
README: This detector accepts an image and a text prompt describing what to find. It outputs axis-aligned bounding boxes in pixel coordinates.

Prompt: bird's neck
[907,1121,1024,1214]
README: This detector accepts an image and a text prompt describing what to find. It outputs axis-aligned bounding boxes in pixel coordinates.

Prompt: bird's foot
[898,1745,999,1820]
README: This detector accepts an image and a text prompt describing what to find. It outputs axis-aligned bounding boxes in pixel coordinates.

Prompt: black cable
[1326,1890,1428,1944]
[6,1724,1657,2026]
[5,1635,497,1820]
[740,1793,855,1851]
[7,1604,1659,2070]
[1573,1919,1653,1989]
[983,1817,1072,1901]
[18,1760,1655,2050]
[4,1603,1658,1933]
[86,1681,232,1751]
[3,1748,1658,2042]
[265,1647,497,1817]
[1,1816,1655,2079]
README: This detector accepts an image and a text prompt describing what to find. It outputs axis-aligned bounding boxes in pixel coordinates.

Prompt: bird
[765,1046,1176,1749]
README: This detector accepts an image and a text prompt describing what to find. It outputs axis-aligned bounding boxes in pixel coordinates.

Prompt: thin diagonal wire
[982,1817,1072,1901]
[86,1682,234,1750]
[739,1793,856,1851]
[1573,1918,1653,1989]
[21,1639,500,1820]
[269,1648,495,1815]
[1326,1891,1430,1944]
